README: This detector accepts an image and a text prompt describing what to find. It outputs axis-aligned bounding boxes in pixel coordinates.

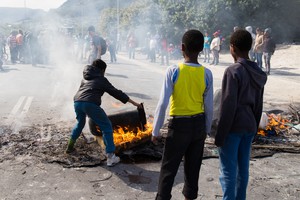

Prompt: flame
[257,113,290,136]
[113,122,153,146]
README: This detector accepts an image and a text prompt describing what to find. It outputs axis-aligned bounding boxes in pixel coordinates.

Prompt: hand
[128,99,143,108]
[151,136,159,145]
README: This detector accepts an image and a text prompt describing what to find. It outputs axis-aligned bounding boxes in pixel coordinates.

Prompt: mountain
[55,0,134,17]
[0,7,46,24]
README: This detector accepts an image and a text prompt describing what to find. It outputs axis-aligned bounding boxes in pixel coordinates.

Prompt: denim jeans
[263,52,272,74]
[218,132,255,200]
[71,101,115,153]
[203,48,210,62]
[211,49,219,65]
[156,114,206,200]
[255,53,263,69]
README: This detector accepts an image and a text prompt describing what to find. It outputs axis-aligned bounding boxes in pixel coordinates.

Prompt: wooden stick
[252,144,300,150]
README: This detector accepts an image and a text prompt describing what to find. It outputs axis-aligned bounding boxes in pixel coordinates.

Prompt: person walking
[87,26,106,64]
[66,59,141,166]
[215,29,267,200]
[152,29,213,200]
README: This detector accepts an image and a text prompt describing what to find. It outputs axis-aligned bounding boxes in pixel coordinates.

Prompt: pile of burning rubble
[0,104,299,168]
[252,104,300,154]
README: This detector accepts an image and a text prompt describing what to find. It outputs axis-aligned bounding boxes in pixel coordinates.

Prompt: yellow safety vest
[169,63,206,116]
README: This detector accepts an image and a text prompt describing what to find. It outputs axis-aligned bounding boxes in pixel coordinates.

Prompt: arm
[214,68,239,147]
[204,68,214,135]
[96,43,102,59]
[151,65,177,141]
[104,78,129,103]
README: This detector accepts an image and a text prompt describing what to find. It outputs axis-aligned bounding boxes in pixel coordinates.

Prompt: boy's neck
[184,56,199,64]
[235,52,250,61]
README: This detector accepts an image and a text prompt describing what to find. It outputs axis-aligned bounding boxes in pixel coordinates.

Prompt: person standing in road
[87,26,106,64]
[254,28,264,69]
[262,28,276,75]
[66,59,141,167]
[215,29,267,200]
[245,26,256,61]
[210,31,220,65]
[152,29,214,200]
[203,31,211,63]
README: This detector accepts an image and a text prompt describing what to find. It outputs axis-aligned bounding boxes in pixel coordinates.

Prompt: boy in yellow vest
[152,30,213,200]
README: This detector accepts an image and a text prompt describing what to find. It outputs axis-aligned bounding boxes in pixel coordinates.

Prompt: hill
[0,7,46,24]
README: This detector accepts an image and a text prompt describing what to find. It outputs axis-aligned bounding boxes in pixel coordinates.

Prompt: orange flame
[113,123,153,146]
[258,113,290,136]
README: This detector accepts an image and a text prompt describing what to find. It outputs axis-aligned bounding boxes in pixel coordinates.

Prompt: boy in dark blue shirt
[215,30,267,200]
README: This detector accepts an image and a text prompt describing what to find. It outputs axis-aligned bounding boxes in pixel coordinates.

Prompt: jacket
[263,36,276,54]
[215,58,267,146]
[74,65,129,106]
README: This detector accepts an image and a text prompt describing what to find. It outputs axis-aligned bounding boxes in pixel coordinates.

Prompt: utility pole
[24,0,27,30]
[80,0,83,35]
[117,0,120,51]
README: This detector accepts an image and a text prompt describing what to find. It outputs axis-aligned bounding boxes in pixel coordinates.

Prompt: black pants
[156,114,206,200]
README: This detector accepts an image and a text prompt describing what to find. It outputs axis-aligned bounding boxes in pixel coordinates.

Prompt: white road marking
[6,96,34,133]
[10,96,26,116]
[20,96,33,116]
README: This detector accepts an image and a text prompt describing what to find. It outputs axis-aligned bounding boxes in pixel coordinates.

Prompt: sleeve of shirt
[204,68,214,135]
[152,65,177,137]
[103,78,129,104]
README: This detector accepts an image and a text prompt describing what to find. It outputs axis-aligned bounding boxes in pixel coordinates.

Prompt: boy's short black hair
[92,59,107,71]
[230,29,252,52]
[182,30,204,53]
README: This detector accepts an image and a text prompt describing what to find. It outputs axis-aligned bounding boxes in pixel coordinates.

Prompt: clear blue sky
[0,0,67,11]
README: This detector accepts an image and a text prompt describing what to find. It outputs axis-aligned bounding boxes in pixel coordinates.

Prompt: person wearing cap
[262,28,276,75]
[210,31,220,65]
[87,25,103,63]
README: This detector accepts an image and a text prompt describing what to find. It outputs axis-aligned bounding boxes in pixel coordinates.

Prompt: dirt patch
[0,123,105,168]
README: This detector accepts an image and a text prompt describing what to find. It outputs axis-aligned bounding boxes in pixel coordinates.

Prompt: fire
[95,122,153,152]
[258,113,290,136]
[113,122,153,145]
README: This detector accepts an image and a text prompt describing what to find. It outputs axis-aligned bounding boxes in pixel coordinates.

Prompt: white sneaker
[107,154,120,167]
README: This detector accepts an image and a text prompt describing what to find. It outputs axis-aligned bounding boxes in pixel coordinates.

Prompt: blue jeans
[203,48,210,62]
[218,132,255,200]
[255,53,263,69]
[71,101,115,153]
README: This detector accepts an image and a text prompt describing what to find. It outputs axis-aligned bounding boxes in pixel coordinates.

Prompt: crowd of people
[1,23,276,199]
[1,25,275,76]
[65,25,270,200]
[201,26,276,75]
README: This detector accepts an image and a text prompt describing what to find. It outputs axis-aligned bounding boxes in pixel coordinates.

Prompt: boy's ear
[181,43,185,52]
[230,44,236,52]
